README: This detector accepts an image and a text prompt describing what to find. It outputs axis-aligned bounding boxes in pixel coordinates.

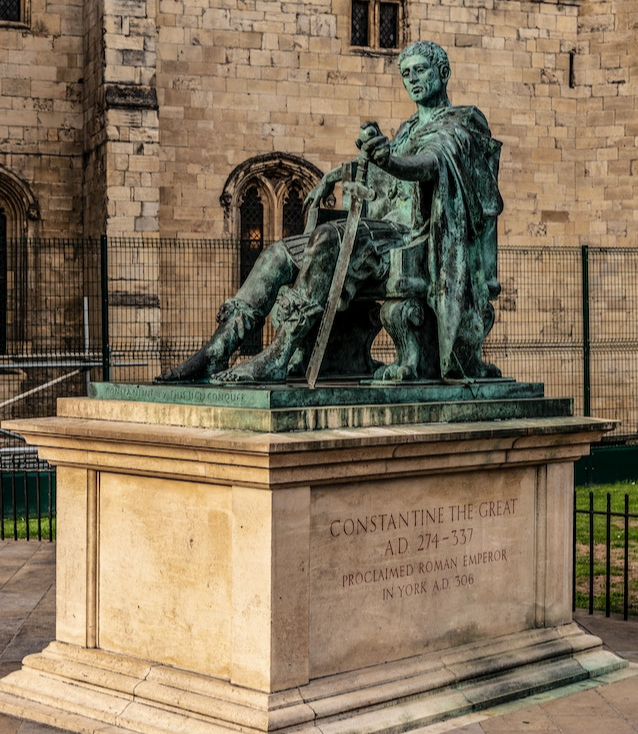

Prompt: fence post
[580,245,593,485]
[581,245,591,417]
[100,235,111,382]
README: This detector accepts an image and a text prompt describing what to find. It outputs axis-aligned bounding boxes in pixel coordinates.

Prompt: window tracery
[220,152,323,244]
[0,166,40,353]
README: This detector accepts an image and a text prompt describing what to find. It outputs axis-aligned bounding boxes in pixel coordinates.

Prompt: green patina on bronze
[88,382,572,432]
[156,41,504,388]
[92,380,548,410]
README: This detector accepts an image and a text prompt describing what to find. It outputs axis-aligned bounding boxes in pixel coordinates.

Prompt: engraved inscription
[95,383,250,406]
[329,499,517,603]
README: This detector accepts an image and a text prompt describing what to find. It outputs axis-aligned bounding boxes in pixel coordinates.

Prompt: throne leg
[452,302,502,379]
[375,298,439,381]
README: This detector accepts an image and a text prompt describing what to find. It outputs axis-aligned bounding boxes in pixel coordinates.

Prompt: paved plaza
[1,541,637,734]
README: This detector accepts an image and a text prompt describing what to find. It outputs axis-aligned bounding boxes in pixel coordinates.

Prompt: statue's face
[399,53,445,105]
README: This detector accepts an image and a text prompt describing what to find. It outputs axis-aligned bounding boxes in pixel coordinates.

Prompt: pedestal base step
[0,624,628,734]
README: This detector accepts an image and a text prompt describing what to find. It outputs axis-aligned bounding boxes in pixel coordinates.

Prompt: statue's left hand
[303,177,335,211]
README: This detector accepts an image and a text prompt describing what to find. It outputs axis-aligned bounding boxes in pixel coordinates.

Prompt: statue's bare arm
[360,128,438,183]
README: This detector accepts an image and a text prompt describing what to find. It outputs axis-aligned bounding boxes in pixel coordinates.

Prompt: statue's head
[398,41,451,88]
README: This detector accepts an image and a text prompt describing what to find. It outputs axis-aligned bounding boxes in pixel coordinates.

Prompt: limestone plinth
[0,393,627,734]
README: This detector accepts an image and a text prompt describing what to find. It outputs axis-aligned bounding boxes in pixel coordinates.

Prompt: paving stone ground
[1,541,637,734]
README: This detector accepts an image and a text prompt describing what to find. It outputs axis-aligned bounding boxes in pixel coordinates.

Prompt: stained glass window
[282,187,305,239]
[351,1,369,47]
[351,1,401,50]
[0,0,20,22]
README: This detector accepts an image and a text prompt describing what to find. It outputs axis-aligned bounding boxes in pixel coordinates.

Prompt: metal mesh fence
[2,239,638,444]
[105,238,245,383]
[485,246,586,417]
[587,248,638,437]
[0,238,102,454]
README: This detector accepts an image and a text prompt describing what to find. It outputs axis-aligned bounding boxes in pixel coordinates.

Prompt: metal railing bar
[624,493,629,621]
[0,361,102,369]
[589,491,594,615]
[605,493,611,617]
[0,368,85,409]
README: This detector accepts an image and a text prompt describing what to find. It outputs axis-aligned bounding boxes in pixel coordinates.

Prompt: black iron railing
[573,489,638,619]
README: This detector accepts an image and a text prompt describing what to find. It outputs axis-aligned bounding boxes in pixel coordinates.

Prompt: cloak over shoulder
[391,105,503,379]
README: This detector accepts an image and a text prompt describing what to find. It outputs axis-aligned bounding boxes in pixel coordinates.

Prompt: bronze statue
[157,41,503,385]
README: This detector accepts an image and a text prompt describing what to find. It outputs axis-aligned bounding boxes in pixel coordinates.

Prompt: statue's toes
[209,370,230,383]
[211,368,253,383]
[155,368,180,383]
[396,365,416,381]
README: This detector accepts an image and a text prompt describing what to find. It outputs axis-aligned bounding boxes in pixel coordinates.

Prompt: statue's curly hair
[398,41,450,82]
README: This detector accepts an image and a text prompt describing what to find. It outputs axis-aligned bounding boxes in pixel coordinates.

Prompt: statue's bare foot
[211,345,289,383]
[155,352,207,382]
[156,349,228,382]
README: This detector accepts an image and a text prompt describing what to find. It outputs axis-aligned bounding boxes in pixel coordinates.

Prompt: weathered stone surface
[0,404,624,734]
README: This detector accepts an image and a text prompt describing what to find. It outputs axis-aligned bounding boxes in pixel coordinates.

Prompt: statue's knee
[258,241,286,268]
[307,224,339,258]
[249,240,296,282]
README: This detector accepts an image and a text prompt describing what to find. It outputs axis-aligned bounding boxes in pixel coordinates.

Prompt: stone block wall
[0,0,84,238]
[152,0,636,253]
[574,0,637,249]
[0,0,635,246]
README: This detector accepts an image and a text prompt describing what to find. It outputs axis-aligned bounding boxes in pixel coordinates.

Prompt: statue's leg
[214,224,340,382]
[156,241,297,381]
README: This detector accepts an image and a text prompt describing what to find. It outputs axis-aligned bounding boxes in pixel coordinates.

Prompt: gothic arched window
[221,153,323,244]
[220,153,324,354]
[0,165,40,353]
[0,210,6,352]
[282,185,305,240]
[239,185,265,284]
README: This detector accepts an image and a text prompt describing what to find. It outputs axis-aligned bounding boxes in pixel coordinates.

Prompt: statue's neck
[416,95,450,125]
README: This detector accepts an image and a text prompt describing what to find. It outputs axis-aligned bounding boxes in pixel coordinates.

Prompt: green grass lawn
[2,516,56,541]
[574,481,638,615]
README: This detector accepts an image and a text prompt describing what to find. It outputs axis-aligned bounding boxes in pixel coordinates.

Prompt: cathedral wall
[573,0,637,249]
[153,0,583,245]
[0,0,84,237]
[1,0,635,250]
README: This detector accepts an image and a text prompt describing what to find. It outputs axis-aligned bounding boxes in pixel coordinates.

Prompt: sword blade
[305,191,366,389]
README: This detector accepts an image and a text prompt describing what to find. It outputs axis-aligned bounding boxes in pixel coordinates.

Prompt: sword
[305,124,379,389]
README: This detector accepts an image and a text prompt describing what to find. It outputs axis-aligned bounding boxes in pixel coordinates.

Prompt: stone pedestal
[0,387,626,734]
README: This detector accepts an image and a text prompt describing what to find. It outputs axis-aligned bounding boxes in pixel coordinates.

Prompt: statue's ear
[440,65,451,85]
